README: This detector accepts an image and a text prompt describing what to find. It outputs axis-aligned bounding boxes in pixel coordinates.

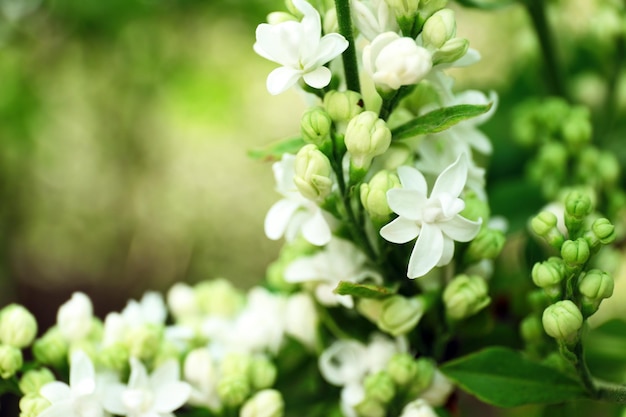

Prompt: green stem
[523,0,568,100]
[598,34,625,142]
[334,0,361,93]
[594,379,626,404]
[379,86,414,120]
[572,339,597,396]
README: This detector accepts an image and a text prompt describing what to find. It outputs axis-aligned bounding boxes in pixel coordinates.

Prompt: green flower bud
[520,315,544,345]
[377,295,425,336]
[32,328,69,369]
[531,211,558,237]
[460,191,490,223]
[240,389,284,417]
[443,275,491,320]
[357,298,384,324]
[0,344,23,379]
[375,142,412,171]
[222,352,252,378]
[0,304,37,348]
[301,107,332,147]
[565,189,593,219]
[597,151,620,186]
[249,356,277,390]
[578,269,614,317]
[19,368,55,396]
[542,300,583,342]
[418,0,448,20]
[464,228,506,264]
[323,90,364,124]
[385,0,420,19]
[360,170,401,221]
[98,343,130,373]
[422,9,456,49]
[531,257,565,289]
[431,37,469,65]
[386,353,419,386]
[19,394,51,417]
[561,107,591,151]
[294,144,333,201]
[345,111,392,171]
[364,371,395,404]
[125,324,162,361]
[195,278,244,317]
[355,398,386,417]
[217,374,250,407]
[591,217,616,245]
[561,238,590,267]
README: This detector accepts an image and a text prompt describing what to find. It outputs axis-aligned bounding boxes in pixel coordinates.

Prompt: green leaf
[454,0,516,10]
[440,347,588,407]
[247,136,305,161]
[334,281,396,299]
[391,103,492,141]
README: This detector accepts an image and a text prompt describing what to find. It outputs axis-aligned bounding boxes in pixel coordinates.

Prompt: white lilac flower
[264,153,334,246]
[183,348,220,410]
[284,292,319,349]
[284,237,382,308]
[253,0,348,95]
[351,0,399,42]
[363,32,432,92]
[102,358,191,417]
[380,154,482,278]
[121,291,167,327]
[399,399,438,417]
[38,350,110,417]
[57,292,94,342]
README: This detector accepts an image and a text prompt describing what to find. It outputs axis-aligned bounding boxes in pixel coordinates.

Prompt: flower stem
[334,0,361,93]
[523,0,568,100]
[594,379,626,404]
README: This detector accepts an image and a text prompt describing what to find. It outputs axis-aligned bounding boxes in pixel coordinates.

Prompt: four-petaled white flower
[380,154,482,278]
[38,350,110,417]
[265,153,334,246]
[284,237,382,308]
[102,358,191,417]
[254,0,348,95]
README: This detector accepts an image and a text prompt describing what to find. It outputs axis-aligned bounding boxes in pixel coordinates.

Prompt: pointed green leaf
[391,103,492,141]
[440,347,588,407]
[334,281,396,299]
[248,137,305,161]
[454,0,516,10]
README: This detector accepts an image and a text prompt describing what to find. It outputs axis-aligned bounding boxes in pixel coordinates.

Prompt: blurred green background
[0,0,624,330]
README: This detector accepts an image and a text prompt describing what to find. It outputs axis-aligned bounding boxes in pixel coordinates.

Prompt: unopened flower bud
[364,371,396,404]
[0,304,37,348]
[386,353,419,386]
[377,295,425,336]
[419,369,454,407]
[195,278,244,317]
[360,170,401,221]
[294,144,333,201]
[0,344,22,378]
[57,292,93,342]
[561,238,590,267]
[431,37,469,65]
[464,228,505,264]
[422,9,456,49]
[565,189,593,220]
[385,0,419,19]
[125,324,162,361]
[355,398,386,417]
[520,315,544,345]
[240,389,284,417]
[531,257,565,290]
[217,374,250,407]
[443,275,490,320]
[542,300,582,342]
[591,218,616,245]
[249,356,277,390]
[561,107,591,151]
[19,394,51,417]
[323,90,364,124]
[345,111,392,172]
[418,0,448,20]
[167,282,200,319]
[357,298,384,323]
[363,32,432,93]
[19,368,55,396]
[32,328,69,369]
[578,269,614,317]
[301,107,332,147]
[597,151,620,186]
[98,343,129,373]
[461,191,490,223]
[222,352,252,378]
[267,11,297,25]
[531,211,557,236]
[399,399,438,417]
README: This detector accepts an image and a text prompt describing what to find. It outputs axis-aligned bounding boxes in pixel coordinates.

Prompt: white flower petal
[380,216,420,244]
[284,257,323,283]
[313,33,349,67]
[266,66,303,95]
[407,222,444,278]
[459,126,492,154]
[436,236,455,267]
[264,199,301,240]
[319,340,368,386]
[431,153,468,199]
[128,358,150,390]
[101,383,128,415]
[386,188,426,220]
[397,165,428,194]
[39,382,71,403]
[150,360,179,390]
[439,215,482,242]
[254,22,302,66]
[36,401,73,417]
[153,382,192,413]
[303,66,332,89]
[69,350,95,396]
[301,208,332,246]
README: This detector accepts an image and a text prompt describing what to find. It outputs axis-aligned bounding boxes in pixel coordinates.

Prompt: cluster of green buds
[528,189,617,347]
[513,97,620,200]
[0,304,38,380]
[421,8,469,65]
